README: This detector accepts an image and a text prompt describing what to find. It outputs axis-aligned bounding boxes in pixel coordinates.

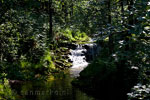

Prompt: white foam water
[69,44,89,77]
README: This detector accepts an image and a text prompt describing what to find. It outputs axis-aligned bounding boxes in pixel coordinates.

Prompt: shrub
[0,78,16,100]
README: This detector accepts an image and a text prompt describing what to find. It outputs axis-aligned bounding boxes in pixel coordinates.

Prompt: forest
[0,0,150,100]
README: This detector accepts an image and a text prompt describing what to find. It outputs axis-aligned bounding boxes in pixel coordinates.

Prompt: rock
[68,59,73,63]
[58,42,77,49]
[83,45,90,50]
[55,61,64,67]
[81,53,85,56]
[62,55,69,59]
[82,51,86,54]
[55,59,72,69]
[83,43,101,61]
[9,79,23,85]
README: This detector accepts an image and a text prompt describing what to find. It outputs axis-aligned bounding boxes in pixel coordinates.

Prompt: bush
[58,28,90,43]
[72,47,138,99]
[4,50,55,80]
[0,78,16,100]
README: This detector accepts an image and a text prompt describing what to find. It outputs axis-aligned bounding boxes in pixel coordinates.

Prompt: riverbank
[0,29,98,100]
[71,40,139,100]
[8,39,98,100]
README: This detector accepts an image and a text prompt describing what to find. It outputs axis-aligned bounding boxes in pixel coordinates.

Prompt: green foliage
[4,50,55,80]
[58,28,90,43]
[128,83,150,100]
[80,57,117,84]
[74,47,117,87]
[0,1,54,80]
[0,0,92,81]
[73,0,150,99]
[0,79,16,100]
[1,0,150,99]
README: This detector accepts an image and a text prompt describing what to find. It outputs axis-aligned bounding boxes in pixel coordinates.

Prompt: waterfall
[69,44,88,77]
[83,39,101,62]
[68,39,100,77]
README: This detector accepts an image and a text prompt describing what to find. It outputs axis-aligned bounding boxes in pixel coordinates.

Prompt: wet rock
[81,53,85,56]
[68,59,73,63]
[58,42,77,49]
[9,79,23,85]
[62,55,69,59]
[83,43,101,62]
[83,45,90,50]
[82,51,86,54]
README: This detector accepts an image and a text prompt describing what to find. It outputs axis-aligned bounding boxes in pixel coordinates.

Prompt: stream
[12,43,98,100]
[69,44,88,77]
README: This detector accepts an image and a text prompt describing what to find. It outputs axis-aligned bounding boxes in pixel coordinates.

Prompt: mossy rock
[54,59,72,69]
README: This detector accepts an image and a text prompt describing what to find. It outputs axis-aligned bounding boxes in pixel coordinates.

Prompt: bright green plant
[0,78,16,100]
[58,28,90,43]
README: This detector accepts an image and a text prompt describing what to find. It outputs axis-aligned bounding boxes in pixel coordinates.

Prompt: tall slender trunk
[125,0,133,50]
[108,0,113,54]
[49,0,53,42]
[71,0,73,17]
[128,0,134,25]
[120,0,124,24]
[121,0,124,13]
[61,0,68,22]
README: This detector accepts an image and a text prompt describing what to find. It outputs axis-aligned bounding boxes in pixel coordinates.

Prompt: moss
[58,28,90,43]
[55,59,72,68]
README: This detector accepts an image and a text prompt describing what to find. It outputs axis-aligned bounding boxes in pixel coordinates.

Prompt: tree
[49,0,53,42]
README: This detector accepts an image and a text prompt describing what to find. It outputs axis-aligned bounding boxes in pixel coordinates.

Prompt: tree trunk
[120,0,124,23]
[108,0,113,54]
[125,0,133,51]
[49,0,53,43]
[70,0,73,17]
